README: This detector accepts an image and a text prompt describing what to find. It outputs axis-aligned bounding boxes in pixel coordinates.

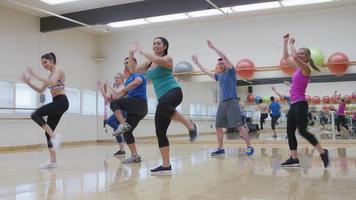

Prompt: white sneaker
[113,123,131,136]
[51,134,62,150]
[39,161,57,169]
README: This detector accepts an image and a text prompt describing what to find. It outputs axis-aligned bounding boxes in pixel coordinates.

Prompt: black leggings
[31,95,69,148]
[155,88,182,148]
[260,113,268,129]
[110,97,147,144]
[336,115,349,132]
[287,101,319,150]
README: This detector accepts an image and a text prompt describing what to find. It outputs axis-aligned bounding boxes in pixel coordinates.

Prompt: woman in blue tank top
[129,37,197,174]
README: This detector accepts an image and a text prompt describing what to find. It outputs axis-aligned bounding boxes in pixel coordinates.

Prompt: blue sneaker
[211,148,225,156]
[246,146,254,156]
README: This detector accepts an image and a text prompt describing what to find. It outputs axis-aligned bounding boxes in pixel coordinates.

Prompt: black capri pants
[287,101,319,151]
[110,97,147,145]
[155,88,182,148]
[31,95,69,148]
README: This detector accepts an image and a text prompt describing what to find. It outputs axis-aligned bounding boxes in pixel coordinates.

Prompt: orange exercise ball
[352,92,356,102]
[322,96,331,104]
[311,96,321,104]
[236,59,255,80]
[247,94,254,103]
[280,58,296,75]
[344,95,351,103]
[327,52,349,76]
[331,95,340,103]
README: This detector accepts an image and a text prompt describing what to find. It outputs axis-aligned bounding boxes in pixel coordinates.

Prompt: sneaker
[122,155,141,164]
[150,165,172,174]
[281,157,300,167]
[39,161,57,169]
[113,123,131,136]
[272,135,278,139]
[113,150,126,156]
[246,146,254,156]
[320,149,329,168]
[211,148,225,156]
[50,134,62,150]
[189,121,198,142]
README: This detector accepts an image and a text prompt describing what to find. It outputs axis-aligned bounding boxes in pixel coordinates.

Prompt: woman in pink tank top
[280,34,329,168]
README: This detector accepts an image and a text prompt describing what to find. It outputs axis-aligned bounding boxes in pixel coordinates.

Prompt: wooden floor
[1,140,356,200]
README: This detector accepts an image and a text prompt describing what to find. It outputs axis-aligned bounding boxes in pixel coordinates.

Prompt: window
[97,93,105,115]
[15,83,37,113]
[0,81,14,113]
[147,97,157,117]
[81,90,97,115]
[66,88,80,114]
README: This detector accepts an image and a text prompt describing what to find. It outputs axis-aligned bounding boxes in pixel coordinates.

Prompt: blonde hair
[301,47,321,72]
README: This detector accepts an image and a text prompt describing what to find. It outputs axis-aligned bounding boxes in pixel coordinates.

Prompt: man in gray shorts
[192,40,254,156]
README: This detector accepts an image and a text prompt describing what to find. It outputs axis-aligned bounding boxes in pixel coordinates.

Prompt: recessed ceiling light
[40,0,79,5]
[145,13,189,23]
[231,1,281,12]
[281,0,334,7]
[108,19,148,28]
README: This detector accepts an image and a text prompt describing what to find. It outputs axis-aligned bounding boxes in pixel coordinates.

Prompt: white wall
[0,6,99,147]
[97,5,356,138]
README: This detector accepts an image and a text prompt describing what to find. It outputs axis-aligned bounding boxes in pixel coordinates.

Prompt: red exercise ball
[327,52,349,76]
[236,59,255,80]
[344,95,351,103]
[280,58,296,75]
[311,96,321,104]
[352,92,356,102]
[331,95,340,103]
[322,96,331,104]
[247,94,254,103]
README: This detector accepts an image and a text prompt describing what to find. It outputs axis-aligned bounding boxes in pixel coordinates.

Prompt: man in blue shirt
[269,96,281,138]
[192,40,254,156]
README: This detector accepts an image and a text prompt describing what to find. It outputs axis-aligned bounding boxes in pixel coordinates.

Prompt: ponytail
[305,48,321,72]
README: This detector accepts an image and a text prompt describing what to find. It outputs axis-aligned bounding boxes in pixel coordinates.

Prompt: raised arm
[191,54,215,80]
[27,67,62,87]
[207,40,234,69]
[21,73,47,93]
[283,34,297,68]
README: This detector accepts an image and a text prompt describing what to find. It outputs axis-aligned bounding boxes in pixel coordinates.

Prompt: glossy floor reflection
[1,144,356,200]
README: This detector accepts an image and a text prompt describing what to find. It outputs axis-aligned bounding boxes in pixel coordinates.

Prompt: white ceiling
[0,0,145,17]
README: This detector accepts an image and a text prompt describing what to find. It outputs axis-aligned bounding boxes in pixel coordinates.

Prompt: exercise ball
[327,52,349,76]
[255,96,262,104]
[174,61,193,73]
[331,95,340,103]
[263,96,270,103]
[236,59,255,80]
[310,48,325,68]
[344,95,351,103]
[352,92,356,102]
[280,58,296,75]
[247,94,254,103]
[322,96,330,104]
[311,96,321,104]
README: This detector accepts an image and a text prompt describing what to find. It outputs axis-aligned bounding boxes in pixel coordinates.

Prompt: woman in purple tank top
[335,93,350,136]
[281,34,329,168]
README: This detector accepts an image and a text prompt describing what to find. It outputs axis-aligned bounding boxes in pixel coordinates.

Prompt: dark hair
[270,96,275,101]
[154,36,169,56]
[303,48,321,72]
[218,58,223,61]
[258,99,263,104]
[41,52,56,64]
[124,57,137,64]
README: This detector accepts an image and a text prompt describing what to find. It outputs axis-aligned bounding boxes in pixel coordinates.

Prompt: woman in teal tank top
[129,37,197,174]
